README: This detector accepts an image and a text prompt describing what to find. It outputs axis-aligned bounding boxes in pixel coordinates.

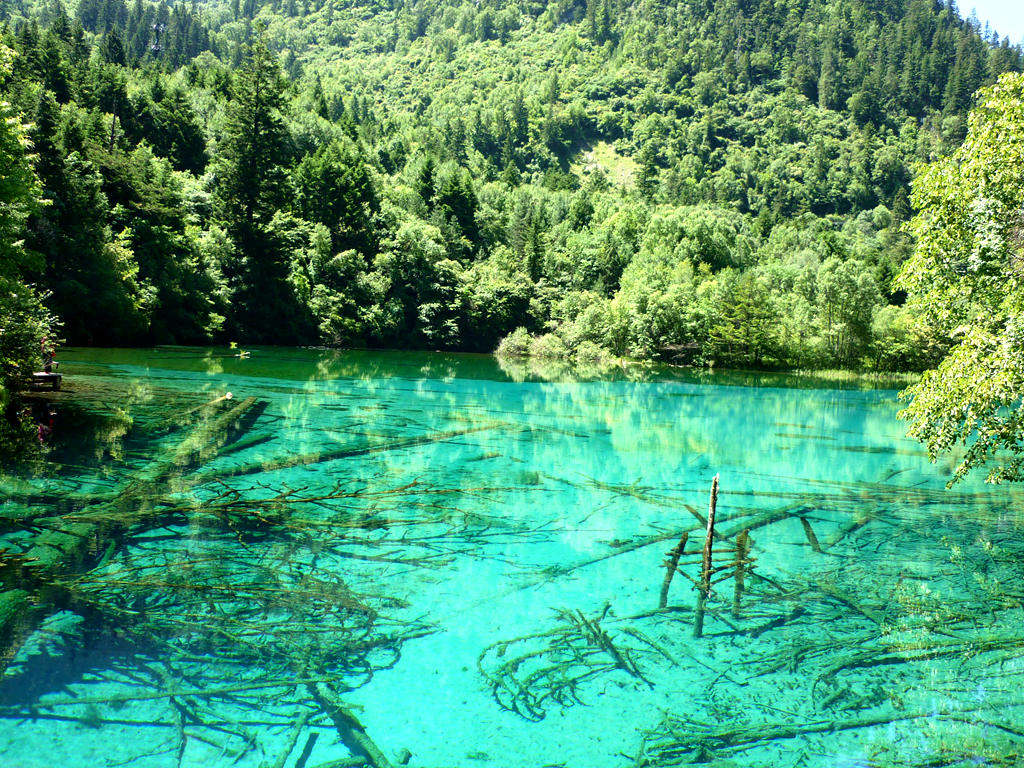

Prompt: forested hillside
[1,0,1021,370]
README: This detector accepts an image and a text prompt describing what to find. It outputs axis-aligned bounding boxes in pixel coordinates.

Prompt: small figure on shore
[41,338,57,373]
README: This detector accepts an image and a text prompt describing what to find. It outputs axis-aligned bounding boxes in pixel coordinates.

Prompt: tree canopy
[898,72,1024,484]
[0,42,54,456]
[0,0,1020,369]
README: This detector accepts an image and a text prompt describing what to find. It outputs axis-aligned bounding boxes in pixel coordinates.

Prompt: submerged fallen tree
[474,471,1024,768]
[186,421,511,484]
[0,389,550,766]
[0,395,266,673]
[634,700,1024,765]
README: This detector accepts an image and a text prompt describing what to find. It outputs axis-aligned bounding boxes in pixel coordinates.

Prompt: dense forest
[1,0,1022,385]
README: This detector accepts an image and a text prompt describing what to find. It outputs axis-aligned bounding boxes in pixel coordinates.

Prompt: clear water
[1,347,1022,768]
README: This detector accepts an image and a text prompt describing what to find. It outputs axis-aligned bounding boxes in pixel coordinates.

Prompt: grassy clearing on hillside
[571,141,639,188]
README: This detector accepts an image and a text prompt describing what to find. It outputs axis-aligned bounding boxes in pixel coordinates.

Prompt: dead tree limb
[658,531,689,609]
[693,474,719,638]
[306,680,398,768]
[0,396,264,674]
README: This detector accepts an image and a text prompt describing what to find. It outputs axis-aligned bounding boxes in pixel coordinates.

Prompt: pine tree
[39,33,70,102]
[213,26,297,340]
[100,28,127,65]
[291,141,378,254]
[510,89,528,147]
[636,141,659,198]
[216,29,290,234]
[818,46,841,110]
[312,73,330,119]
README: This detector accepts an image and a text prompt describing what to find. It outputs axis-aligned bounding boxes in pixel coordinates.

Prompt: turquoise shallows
[1,347,1020,768]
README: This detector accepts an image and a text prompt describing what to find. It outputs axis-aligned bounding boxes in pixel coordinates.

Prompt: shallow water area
[1,347,1022,768]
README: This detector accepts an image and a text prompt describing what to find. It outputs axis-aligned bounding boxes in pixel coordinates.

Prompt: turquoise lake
[1,347,1022,767]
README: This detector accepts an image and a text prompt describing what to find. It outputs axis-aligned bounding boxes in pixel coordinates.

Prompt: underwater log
[658,531,689,609]
[693,474,719,638]
[815,579,885,626]
[267,711,313,768]
[306,680,399,768]
[825,508,877,550]
[732,529,750,618]
[189,422,507,483]
[716,501,811,540]
[642,706,981,763]
[800,517,822,553]
[0,396,264,674]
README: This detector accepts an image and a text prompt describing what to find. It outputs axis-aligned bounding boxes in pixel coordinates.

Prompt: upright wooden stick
[694,474,719,638]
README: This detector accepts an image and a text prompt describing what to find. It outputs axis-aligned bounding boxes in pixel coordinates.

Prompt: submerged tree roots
[0,392,547,767]
[3,394,1024,767]
[478,476,1024,767]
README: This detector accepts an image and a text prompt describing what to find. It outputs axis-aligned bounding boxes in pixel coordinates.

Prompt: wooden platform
[31,372,62,390]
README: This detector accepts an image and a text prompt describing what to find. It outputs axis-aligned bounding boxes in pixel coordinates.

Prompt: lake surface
[1,347,1022,768]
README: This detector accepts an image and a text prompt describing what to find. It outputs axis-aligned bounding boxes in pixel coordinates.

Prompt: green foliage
[0,279,54,396]
[0,45,39,275]
[214,26,307,341]
[496,327,531,357]
[0,0,1018,368]
[291,140,378,255]
[0,44,52,390]
[897,73,1024,484]
[214,28,289,233]
[0,43,56,460]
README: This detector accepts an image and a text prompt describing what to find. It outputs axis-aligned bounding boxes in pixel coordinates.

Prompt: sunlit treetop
[898,72,1024,484]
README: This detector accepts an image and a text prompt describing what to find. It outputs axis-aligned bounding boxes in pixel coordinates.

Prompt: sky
[967,0,1024,44]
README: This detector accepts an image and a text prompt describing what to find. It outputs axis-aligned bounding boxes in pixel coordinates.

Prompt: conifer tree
[213,25,298,340]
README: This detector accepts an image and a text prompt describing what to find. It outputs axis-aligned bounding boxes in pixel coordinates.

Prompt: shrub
[495,327,532,357]
[529,333,568,359]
